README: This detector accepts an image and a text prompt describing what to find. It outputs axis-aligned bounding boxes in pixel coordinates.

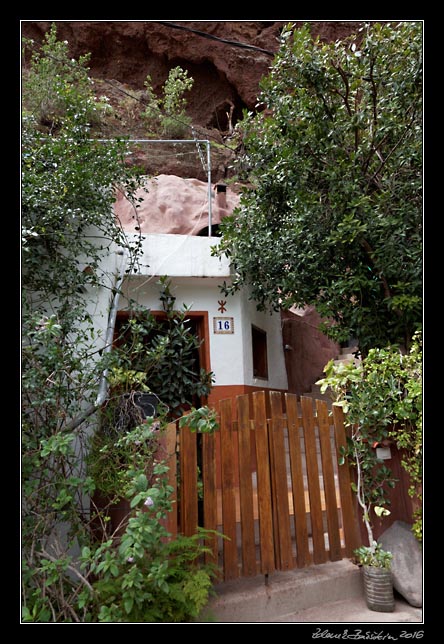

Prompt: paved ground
[270,595,423,623]
[199,560,423,625]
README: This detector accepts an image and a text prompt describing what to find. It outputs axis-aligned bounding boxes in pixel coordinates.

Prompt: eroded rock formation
[115,173,239,236]
[22,21,363,132]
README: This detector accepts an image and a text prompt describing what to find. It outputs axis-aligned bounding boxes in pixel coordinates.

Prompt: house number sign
[213,317,234,334]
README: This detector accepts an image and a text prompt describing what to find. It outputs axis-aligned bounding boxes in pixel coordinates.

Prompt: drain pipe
[206,141,212,236]
[64,248,129,432]
[95,248,129,407]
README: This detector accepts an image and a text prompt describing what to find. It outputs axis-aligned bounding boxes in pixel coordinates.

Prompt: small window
[252,325,268,379]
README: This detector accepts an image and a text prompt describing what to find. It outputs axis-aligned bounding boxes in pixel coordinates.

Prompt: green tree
[215,22,422,353]
[22,24,145,621]
[22,26,218,622]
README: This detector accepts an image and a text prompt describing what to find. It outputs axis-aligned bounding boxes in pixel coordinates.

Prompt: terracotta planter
[362,565,395,612]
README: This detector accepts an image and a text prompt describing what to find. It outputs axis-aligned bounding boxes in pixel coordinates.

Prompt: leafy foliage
[116,277,215,419]
[22,26,145,621]
[86,413,161,499]
[22,26,144,303]
[215,22,422,353]
[179,405,219,434]
[142,66,194,138]
[354,542,393,569]
[21,26,219,622]
[22,23,111,131]
[82,464,219,623]
[317,329,422,543]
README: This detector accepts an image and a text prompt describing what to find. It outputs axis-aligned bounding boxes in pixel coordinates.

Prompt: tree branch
[331,61,361,152]
[369,58,378,135]
[359,236,392,301]
[63,402,98,433]
[354,442,375,546]
[45,582,81,622]
[331,62,353,117]
[37,550,95,594]
[367,106,417,187]
[362,58,380,174]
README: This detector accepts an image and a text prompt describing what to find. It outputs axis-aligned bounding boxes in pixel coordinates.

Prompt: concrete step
[334,346,361,367]
[339,345,359,356]
[201,560,423,623]
[203,560,364,623]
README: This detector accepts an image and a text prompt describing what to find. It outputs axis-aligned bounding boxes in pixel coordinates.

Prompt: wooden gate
[164,390,361,581]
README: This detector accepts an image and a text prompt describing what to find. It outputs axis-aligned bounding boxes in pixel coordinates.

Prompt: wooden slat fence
[164,391,360,581]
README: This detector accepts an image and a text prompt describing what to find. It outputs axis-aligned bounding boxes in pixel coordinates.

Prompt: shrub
[82,461,220,623]
[21,25,219,622]
[317,329,422,543]
[142,66,193,138]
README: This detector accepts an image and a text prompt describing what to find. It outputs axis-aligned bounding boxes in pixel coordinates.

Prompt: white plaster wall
[120,275,288,391]
[119,276,243,386]
[127,233,231,278]
[76,232,227,366]
[88,232,288,392]
[241,296,288,390]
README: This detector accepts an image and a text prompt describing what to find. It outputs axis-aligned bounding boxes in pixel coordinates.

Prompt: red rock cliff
[21,21,363,132]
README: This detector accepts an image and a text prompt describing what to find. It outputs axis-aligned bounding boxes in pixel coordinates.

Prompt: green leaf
[123,596,134,614]
[130,493,144,508]
[110,563,120,577]
[135,473,148,492]
[81,546,91,559]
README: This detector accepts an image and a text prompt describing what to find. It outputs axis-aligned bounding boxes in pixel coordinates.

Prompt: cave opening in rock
[207,99,245,134]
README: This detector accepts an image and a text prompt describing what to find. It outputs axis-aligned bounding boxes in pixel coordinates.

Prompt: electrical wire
[153,21,276,56]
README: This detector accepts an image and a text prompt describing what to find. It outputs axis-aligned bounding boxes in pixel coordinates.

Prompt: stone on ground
[378,520,422,607]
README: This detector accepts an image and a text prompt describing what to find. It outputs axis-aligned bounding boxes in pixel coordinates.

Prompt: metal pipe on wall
[95,248,129,407]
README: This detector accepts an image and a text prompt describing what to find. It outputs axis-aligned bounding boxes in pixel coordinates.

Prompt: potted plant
[354,542,394,612]
[317,356,399,613]
[317,336,423,612]
[346,432,396,613]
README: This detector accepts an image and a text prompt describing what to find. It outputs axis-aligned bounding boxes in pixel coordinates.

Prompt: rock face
[378,520,423,607]
[115,174,239,236]
[21,21,364,131]
[22,21,366,181]
[281,306,340,395]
